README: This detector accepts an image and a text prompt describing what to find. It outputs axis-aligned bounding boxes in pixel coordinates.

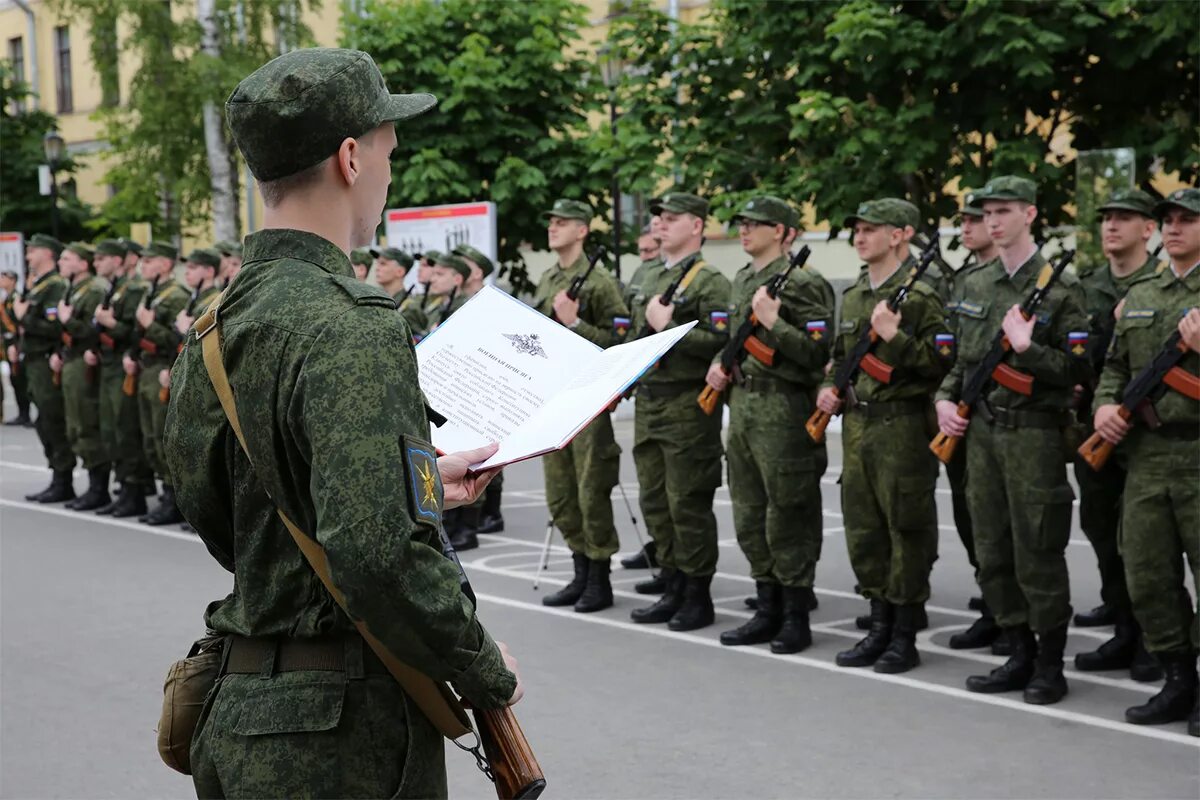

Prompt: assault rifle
[95,278,120,350]
[551,247,606,323]
[697,246,810,415]
[1077,326,1198,470]
[929,249,1075,464]
[123,276,159,397]
[805,239,941,442]
[437,286,459,326]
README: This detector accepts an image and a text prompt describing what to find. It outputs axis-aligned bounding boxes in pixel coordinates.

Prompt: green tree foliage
[342,0,606,294]
[54,0,316,240]
[0,64,93,240]
[606,0,1199,236]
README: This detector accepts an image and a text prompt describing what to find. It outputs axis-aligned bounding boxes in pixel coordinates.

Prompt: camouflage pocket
[1029,484,1074,553]
[893,474,936,532]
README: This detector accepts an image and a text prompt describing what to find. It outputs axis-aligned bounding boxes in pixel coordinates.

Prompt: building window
[7,36,25,113]
[55,26,73,113]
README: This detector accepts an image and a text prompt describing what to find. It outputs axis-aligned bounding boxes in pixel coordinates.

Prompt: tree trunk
[198,0,239,241]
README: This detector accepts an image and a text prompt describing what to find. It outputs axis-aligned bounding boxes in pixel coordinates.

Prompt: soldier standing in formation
[214,240,243,288]
[534,199,630,613]
[711,196,833,654]
[938,176,1091,705]
[349,246,374,282]
[818,199,948,674]
[629,192,731,632]
[1,269,34,426]
[1093,187,1200,735]
[14,235,74,503]
[1071,189,1164,681]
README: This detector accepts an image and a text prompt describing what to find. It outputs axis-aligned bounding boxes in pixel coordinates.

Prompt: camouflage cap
[541,198,593,223]
[733,195,799,230]
[844,198,920,229]
[28,233,64,254]
[453,244,494,277]
[226,48,437,182]
[119,238,143,255]
[435,252,470,279]
[1153,187,1200,218]
[422,250,442,264]
[650,192,708,219]
[94,239,127,257]
[349,247,375,267]
[214,239,243,256]
[1097,188,1156,218]
[144,241,179,261]
[980,175,1037,204]
[64,242,94,262]
[960,190,985,218]
[379,247,414,268]
[0,269,17,279]
[185,248,221,269]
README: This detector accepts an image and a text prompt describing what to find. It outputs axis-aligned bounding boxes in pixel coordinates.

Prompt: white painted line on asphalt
[473,591,1198,749]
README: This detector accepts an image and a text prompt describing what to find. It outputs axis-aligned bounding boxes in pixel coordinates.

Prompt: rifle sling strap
[676,259,706,295]
[193,292,472,741]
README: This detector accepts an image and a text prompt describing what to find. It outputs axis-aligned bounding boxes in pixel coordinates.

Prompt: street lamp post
[599,48,622,283]
[43,131,65,240]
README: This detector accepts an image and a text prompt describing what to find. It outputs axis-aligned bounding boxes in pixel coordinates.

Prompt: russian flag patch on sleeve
[806,319,828,341]
[710,311,729,332]
[1068,331,1088,356]
[613,316,631,337]
[935,332,955,358]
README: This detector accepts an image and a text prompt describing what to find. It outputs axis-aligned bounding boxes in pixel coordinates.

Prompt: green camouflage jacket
[61,274,108,358]
[18,270,68,356]
[533,252,630,347]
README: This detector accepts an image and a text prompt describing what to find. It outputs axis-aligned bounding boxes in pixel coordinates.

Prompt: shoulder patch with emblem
[613,316,631,337]
[710,310,729,332]
[1067,331,1088,356]
[402,435,443,527]
[936,333,956,359]
[1122,309,1155,320]
[956,301,986,319]
[806,319,828,340]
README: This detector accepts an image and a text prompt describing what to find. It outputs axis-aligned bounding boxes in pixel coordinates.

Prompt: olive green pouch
[157,633,225,775]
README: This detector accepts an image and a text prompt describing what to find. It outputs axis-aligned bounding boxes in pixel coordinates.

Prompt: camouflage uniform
[397,290,428,338]
[1,285,32,422]
[135,253,191,487]
[19,261,74,476]
[533,248,629,558]
[167,50,516,798]
[59,264,108,471]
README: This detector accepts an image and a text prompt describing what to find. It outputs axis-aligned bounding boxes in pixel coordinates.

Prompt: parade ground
[2,408,1197,799]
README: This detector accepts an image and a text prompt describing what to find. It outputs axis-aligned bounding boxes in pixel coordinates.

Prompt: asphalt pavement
[1,402,1197,799]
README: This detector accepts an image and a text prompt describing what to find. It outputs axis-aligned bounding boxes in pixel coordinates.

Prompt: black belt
[977,404,1068,430]
[222,634,389,677]
[846,397,928,419]
[637,382,703,399]
[1146,422,1200,441]
[736,374,809,395]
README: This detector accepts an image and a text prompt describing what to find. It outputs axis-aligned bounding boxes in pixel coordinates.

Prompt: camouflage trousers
[100,363,153,486]
[633,389,723,577]
[1073,452,1130,612]
[191,671,448,799]
[1119,432,1199,656]
[138,362,171,481]
[945,440,976,572]
[967,421,1073,634]
[24,355,74,472]
[726,388,826,588]
[543,413,621,560]
[61,357,105,469]
[841,408,939,605]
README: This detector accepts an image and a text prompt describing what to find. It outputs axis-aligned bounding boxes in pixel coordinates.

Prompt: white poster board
[384,201,498,289]
[0,233,25,291]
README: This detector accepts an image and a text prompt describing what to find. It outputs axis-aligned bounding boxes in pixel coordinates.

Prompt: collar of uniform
[32,269,60,288]
[861,260,906,292]
[243,229,354,278]
[995,249,1045,291]
[1165,259,1200,288]
[663,250,702,270]
[561,252,589,274]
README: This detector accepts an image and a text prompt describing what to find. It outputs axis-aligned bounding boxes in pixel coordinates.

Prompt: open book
[416,285,695,469]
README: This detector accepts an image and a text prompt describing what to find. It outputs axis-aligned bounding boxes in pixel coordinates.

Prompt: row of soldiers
[4,236,241,525]
[514,181,1198,735]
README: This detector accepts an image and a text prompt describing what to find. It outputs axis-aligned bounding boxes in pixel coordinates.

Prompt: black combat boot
[1024,625,1069,705]
[71,466,112,512]
[542,553,589,607]
[746,591,818,612]
[720,582,782,646]
[968,596,984,612]
[477,481,504,533]
[874,603,922,674]
[449,506,480,551]
[668,574,714,632]
[966,625,1037,693]
[1074,613,1138,672]
[837,600,894,667]
[620,542,658,570]
[858,602,925,631]
[36,470,77,504]
[144,485,185,526]
[1130,636,1164,683]
[574,558,614,613]
[24,473,57,502]
[1073,602,1116,627]
[770,587,814,655]
[949,601,1003,650]
[108,483,148,518]
[1189,697,1199,737]
[635,571,668,595]
[631,569,685,624]
[1125,652,1198,726]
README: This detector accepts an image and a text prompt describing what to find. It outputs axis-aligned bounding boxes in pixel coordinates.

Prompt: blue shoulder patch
[403,435,443,527]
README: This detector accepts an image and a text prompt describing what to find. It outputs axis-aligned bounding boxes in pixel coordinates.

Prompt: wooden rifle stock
[804,387,840,443]
[472,706,546,800]
[1076,406,1131,471]
[929,401,971,464]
